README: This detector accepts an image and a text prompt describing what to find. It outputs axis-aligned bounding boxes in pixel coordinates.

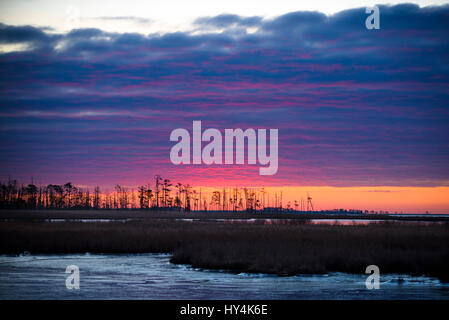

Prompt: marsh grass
[1,217,448,280]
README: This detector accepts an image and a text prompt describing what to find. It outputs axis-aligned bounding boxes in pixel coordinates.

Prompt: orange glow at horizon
[188,186,449,214]
[250,186,449,214]
[99,185,449,214]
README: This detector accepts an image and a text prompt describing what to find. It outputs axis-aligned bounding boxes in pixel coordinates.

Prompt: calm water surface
[0,253,448,300]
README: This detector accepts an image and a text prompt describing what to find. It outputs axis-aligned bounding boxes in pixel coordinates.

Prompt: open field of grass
[1,212,448,280]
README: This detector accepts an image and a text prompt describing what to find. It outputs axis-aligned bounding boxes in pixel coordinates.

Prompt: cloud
[194,14,262,28]
[0,4,448,187]
[92,16,152,25]
[0,23,58,50]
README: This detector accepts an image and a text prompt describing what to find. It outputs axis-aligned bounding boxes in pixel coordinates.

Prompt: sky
[1,1,448,33]
[1,1,449,212]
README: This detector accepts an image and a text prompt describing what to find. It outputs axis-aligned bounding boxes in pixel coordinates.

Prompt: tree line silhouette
[0,175,298,212]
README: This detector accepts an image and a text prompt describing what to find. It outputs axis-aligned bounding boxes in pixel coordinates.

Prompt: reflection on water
[1,218,446,226]
[180,218,446,226]
[308,219,390,225]
[306,219,447,226]
[0,254,448,300]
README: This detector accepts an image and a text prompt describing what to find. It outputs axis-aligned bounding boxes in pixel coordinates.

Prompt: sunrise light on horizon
[1,1,449,213]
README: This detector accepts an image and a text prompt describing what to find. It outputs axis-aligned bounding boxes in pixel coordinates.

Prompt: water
[306,219,446,225]
[1,218,446,226]
[182,218,446,225]
[0,254,448,300]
